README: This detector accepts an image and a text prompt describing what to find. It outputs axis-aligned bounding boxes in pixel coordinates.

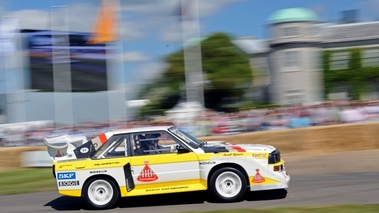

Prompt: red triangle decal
[137,162,158,182]
[252,169,265,183]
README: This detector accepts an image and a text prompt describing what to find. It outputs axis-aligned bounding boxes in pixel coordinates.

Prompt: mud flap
[123,163,135,192]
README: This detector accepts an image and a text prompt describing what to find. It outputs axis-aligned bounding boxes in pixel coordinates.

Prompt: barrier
[199,122,379,153]
[21,151,52,167]
[1,122,379,169]
[0,146,47,169]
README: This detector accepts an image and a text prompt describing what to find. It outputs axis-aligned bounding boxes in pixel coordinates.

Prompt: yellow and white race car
[45,126,290,209]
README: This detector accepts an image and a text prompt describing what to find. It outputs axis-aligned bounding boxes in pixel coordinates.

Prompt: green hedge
[323,48,379,100]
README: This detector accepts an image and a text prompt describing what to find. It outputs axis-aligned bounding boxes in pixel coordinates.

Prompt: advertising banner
[21,29,109,92]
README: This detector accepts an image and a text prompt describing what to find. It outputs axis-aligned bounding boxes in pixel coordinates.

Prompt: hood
[201,141,276,154]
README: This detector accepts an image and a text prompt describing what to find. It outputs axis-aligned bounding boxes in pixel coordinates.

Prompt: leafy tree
[138,32,253,116]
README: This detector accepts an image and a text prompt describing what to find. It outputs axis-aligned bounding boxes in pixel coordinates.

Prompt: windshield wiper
[198,141,207,148]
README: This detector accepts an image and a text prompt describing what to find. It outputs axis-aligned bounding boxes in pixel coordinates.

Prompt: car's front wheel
[83,177,119,209]
[209,167,247,202]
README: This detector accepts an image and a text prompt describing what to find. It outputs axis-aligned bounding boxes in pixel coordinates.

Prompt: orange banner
[88,0,117,44]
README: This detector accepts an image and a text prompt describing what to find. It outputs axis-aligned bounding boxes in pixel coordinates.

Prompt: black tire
[83,177,119,210]
[209,167,247,202]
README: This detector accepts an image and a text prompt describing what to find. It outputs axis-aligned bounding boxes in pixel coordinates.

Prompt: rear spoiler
[44,135,88,160]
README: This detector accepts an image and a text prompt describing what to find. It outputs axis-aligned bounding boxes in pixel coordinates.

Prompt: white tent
[165,102,204,125]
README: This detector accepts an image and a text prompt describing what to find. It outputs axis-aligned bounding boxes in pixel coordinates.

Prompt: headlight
[268,149,281,164]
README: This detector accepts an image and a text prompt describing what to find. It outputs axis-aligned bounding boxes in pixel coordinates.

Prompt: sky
[1,0,379,97]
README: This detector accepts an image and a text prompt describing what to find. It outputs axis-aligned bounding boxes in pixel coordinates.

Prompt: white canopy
[165,102,204,125]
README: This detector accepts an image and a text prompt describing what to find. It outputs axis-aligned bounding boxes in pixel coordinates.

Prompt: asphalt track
[1,150,379,213]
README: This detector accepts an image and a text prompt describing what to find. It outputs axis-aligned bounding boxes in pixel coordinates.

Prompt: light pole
[180,0,204,109]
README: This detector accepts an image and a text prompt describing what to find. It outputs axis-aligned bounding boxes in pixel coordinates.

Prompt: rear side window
[92,135,127,159]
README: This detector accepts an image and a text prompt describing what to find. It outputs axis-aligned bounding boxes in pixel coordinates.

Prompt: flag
[88,0,118,44]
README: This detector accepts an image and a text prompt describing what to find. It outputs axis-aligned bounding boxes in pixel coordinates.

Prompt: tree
[323,48,379,101]
[138,32,253,116]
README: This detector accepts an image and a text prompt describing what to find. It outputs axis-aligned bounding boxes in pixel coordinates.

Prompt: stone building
[234,8,379,105]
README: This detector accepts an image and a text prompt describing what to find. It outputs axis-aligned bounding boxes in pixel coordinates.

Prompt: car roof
[104,125,174,136]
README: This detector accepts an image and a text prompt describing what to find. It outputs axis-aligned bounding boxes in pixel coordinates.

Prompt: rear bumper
[58,189,82,197]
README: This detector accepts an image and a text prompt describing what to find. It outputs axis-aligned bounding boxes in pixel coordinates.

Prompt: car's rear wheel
[209,167,247,202]
[83,177,119,209]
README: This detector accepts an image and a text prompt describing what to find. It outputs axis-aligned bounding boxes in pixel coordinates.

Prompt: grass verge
[182,204,379,213]
[0,168,56,195]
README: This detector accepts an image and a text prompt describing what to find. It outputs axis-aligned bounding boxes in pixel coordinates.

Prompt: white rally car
[45,126,290,209]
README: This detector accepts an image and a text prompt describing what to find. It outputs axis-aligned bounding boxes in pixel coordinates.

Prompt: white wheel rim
[215,171,242,198]
[87,179,114,206]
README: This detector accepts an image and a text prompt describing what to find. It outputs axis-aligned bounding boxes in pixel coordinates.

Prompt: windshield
[168,126,204,148]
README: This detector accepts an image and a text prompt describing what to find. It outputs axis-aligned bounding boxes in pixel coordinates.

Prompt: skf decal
[137,161,158,182]
[57,172,76,180]
[252,169,265,183]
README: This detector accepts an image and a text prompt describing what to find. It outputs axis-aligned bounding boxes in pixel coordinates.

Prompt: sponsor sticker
[94,162,120,166]
[58,164,72,169]
[146,186,189,192]
[252,153,267,158]
[137,160,158,182]
[80,147,89,153]
[223,153,244,156]
[57,172,76,180]
[252,169,265,183]
[90,170,107,174]
[199,162,216,165]
[58,180,80,187]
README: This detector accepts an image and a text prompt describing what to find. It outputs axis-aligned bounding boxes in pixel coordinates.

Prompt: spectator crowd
[2,100,379,146]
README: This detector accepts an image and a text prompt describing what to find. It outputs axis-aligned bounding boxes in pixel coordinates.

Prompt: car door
[129,131,201,193]
[90,134,135,194]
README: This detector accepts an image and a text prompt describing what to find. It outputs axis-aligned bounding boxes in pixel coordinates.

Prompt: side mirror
[176,145,190,153]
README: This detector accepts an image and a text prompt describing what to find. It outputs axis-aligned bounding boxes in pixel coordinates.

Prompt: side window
[131,131,179,156]
[106,136,127,158]
[92,135,127,159]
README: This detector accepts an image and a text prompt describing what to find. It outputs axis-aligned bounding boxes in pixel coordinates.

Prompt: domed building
[234,8,379,105]
[268,8,318,24]
[267,7,322,105]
